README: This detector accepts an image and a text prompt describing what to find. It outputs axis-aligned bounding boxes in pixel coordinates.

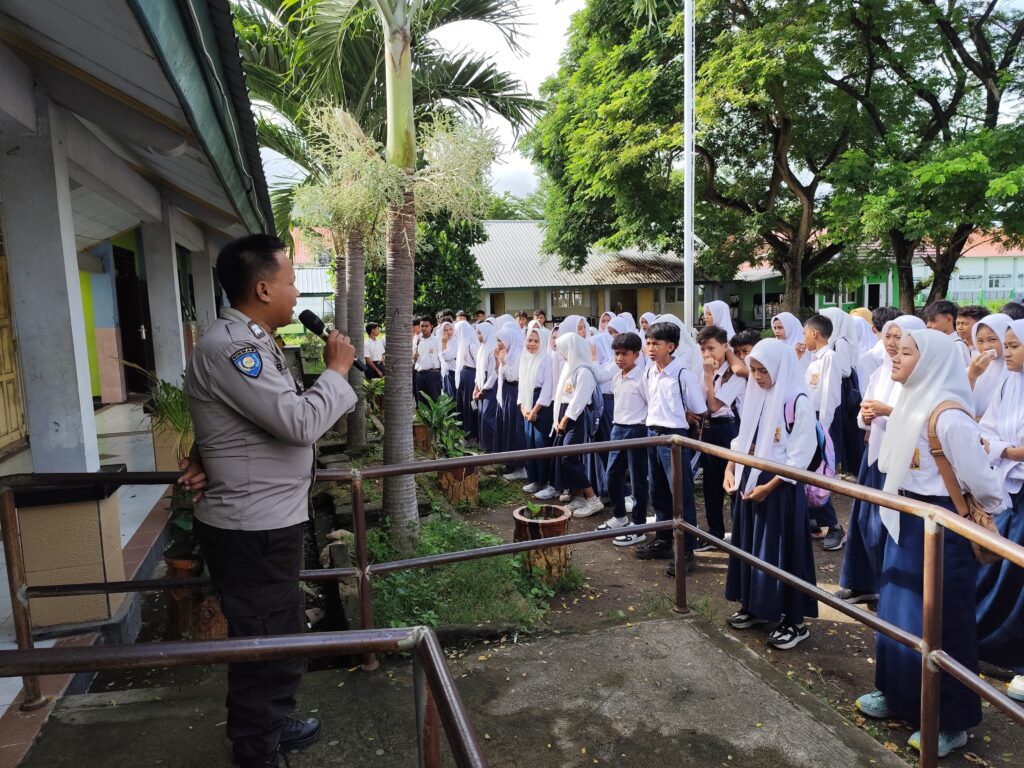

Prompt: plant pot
[437,465,479,504]
[164,556,227,641]
[512,505,572,587]
[151,423,184,472]
[413,422,432,452]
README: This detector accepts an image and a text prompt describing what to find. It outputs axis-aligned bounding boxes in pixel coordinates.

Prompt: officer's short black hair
[871,306,901,332]
[696,326,728,346]
[216,234,287,306]
[647,321,680,347]
[923,300,958,322]
[805,314,833,339]
[1000,301,1024,320]
[611,332,642,353]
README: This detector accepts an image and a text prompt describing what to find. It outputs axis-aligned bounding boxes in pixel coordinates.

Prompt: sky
[259,0,586,198]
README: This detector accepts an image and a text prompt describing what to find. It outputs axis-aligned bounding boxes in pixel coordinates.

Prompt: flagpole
[682,0,695,327]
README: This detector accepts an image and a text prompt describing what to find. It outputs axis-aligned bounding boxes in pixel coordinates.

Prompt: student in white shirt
[364,323,385,379]
[702,300,736,338]
[967,313,1012,417]
[858,329,1005,758]
[595,331,649,544]
[923,300,972,367]
[453,319,479,440]
[724,339,819,650]
[821,307,864,474]
[976,316,1024,702]
[473,321,499,451]
[956,305,990,357]
[519,325,557,499]
[837,314,924,604]
[495,324,527,479]
[438,321,456,398]
[802,314,844,549]
[634,322,707,572]
[413,316,442,404]
[856,307,901,389]
[551,331,603,518]
[694,325,745,547]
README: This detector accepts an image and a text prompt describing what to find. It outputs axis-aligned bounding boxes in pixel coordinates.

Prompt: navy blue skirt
[524,395,553,487]
[976,489,1024,674]
[495,381,526,459]
[456,368,477,440]
[477,387,498,452]
[876,496,981,731]
[584,395,613,496]
[553,403,592,491]
[840,372,863,473]
[725,469,818,624]
[442,370,456,399]
[839,452,886,594]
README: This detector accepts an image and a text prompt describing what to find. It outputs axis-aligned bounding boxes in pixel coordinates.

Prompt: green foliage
[477,475,521,508]
[366,513,545,629]
[484,189,546,220]
[362,376,386,418]
[415,393,468,458]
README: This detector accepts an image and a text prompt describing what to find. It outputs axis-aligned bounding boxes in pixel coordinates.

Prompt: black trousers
[195,520,305,766]
[415,369,442,404]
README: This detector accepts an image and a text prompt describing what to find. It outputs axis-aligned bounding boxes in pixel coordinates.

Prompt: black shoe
[235,754,280,768]
[280,716,322,752]
[634,538,674,560]
[665,554,695,577]
[822,525,846,551]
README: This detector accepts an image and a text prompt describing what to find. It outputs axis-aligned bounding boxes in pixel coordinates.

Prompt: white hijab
[654,313,702,371]
[878,329,976,541]
[639,312,657,335]
[866,315,925,465]
[822,307,860,374]
[703,300,736,338]
[733,339,809,492]
[552,331,592,423]
[772,312,804,349]
[617,312,638,333]
[438,321,454,376]
[474,322,497,390]
[495,324,524,401]
[598,311,616,332]
[853,316,877,355]
[453,320,478,387]
[979,318,1024,493]
[519,326,551,411]
[970,313,1013,418]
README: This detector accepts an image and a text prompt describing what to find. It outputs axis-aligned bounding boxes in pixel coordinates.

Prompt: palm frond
[270,184,300,251]
[413,0,528,55]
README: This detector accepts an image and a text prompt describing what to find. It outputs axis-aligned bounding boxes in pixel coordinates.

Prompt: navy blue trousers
[456,368,477,440]
[648,426,696,548]
[607,423,649,524]
[415,369,442,404]
[702,419,738,539]
[839,452,886,594]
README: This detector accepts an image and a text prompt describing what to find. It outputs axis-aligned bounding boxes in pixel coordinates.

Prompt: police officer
[181,234,356,768]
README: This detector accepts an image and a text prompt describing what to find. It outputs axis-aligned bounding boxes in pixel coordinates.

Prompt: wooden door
[0,209,26,452]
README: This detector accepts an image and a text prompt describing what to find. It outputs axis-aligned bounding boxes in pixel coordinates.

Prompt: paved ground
[21,618,907,768]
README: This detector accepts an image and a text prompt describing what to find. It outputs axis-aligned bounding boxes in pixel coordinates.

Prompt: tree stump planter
[165,557,228,640]
[413,423,432,452]
[512,505,572,588]
[437,465,479,504]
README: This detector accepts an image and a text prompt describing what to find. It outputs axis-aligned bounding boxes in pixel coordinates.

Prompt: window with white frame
[551,289,586,309]
[957,274,983,290]
[989,273,1012,289]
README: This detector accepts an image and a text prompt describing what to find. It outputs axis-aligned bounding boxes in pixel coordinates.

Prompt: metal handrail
[3,433,1024,768]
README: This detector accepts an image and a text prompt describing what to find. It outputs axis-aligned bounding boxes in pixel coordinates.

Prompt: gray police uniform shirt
[185,307,357,531]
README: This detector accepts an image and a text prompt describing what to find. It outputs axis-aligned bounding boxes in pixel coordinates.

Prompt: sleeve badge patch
[247,321,266,339]
[230,347,263,378]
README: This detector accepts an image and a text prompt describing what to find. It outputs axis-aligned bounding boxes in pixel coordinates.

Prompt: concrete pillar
[545,290,553,321]
[140,199,186,383]
[0,97,99,471]
[192,239,218,334]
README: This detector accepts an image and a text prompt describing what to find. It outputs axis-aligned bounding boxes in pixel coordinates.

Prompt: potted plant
[512,501,573,587]
[417,394,479,503]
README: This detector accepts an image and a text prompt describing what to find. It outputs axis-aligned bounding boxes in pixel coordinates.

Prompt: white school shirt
[562,367,597,421]
[806,348,841,431]
[518,355,555,409]
[414,333,440,371]
[858,340,886,390]
[593,358,615,395]
[898,409,1007,513]
[950,332,972,367]
[730,392,817,486]
[708,363,745,419]
[365,337,385,362]
[612,363,648,425]
[645,357,707,429]
[857,363,901,466]
[441,339,456,370]
[978,375,1024,496]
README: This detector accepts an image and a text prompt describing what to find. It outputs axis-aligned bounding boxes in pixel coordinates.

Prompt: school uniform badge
[230,347,263,378]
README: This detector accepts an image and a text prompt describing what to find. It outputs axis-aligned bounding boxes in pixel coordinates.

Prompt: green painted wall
[79,272,100,397]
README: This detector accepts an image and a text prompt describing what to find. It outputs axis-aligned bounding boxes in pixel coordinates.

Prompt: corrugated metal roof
[475,221,687,290]
[295,267,333,295]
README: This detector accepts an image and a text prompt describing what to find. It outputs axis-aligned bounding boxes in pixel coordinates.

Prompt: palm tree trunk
[381,15,420,553]
[346,228,368,453]
[332,227,349,331]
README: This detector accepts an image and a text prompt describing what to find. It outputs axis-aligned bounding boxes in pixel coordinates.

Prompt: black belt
[612,423,646,429]
[602,393,614,400]
[705,416,736,424]
[649,425,685,434]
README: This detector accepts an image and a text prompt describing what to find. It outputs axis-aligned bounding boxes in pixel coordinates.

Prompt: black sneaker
[823,525,846,551]
[665,554,695,577]
[634,538,674,560]
[692,539,717,552]
[767,622,810,649]
[727,610,769,629]
[280,717,322,752]
[835,587,878,604]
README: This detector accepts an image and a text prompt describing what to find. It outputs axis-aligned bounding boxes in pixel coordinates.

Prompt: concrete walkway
[20,618,907,767]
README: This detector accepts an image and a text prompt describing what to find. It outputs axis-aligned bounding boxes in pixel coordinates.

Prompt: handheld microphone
[298,310,367,373]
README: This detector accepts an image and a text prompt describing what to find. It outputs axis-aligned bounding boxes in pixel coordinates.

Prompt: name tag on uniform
[910,448,921,470]
[565,382,574,394]
[230,347,263,379]
[773,426,782,444]
[809,373,819,386]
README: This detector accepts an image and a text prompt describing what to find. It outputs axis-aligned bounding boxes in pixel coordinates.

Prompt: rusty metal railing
[3,433,1024,768]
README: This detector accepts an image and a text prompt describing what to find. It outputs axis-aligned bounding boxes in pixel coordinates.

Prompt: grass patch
[367,512,549,629]
[477,475,523,508]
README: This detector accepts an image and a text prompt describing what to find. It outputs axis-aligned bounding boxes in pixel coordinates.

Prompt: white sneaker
[559,490,573,503]
[503,468,528,481]
[596,516,630,531]
[645,514,655,525]
[534,485,559,500]
[522,482,542,494]
[565,496,587,512]
[614,524,647,547]
[625,496,636,515]
[1009,674,1024,702]
[573,496,604,518]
